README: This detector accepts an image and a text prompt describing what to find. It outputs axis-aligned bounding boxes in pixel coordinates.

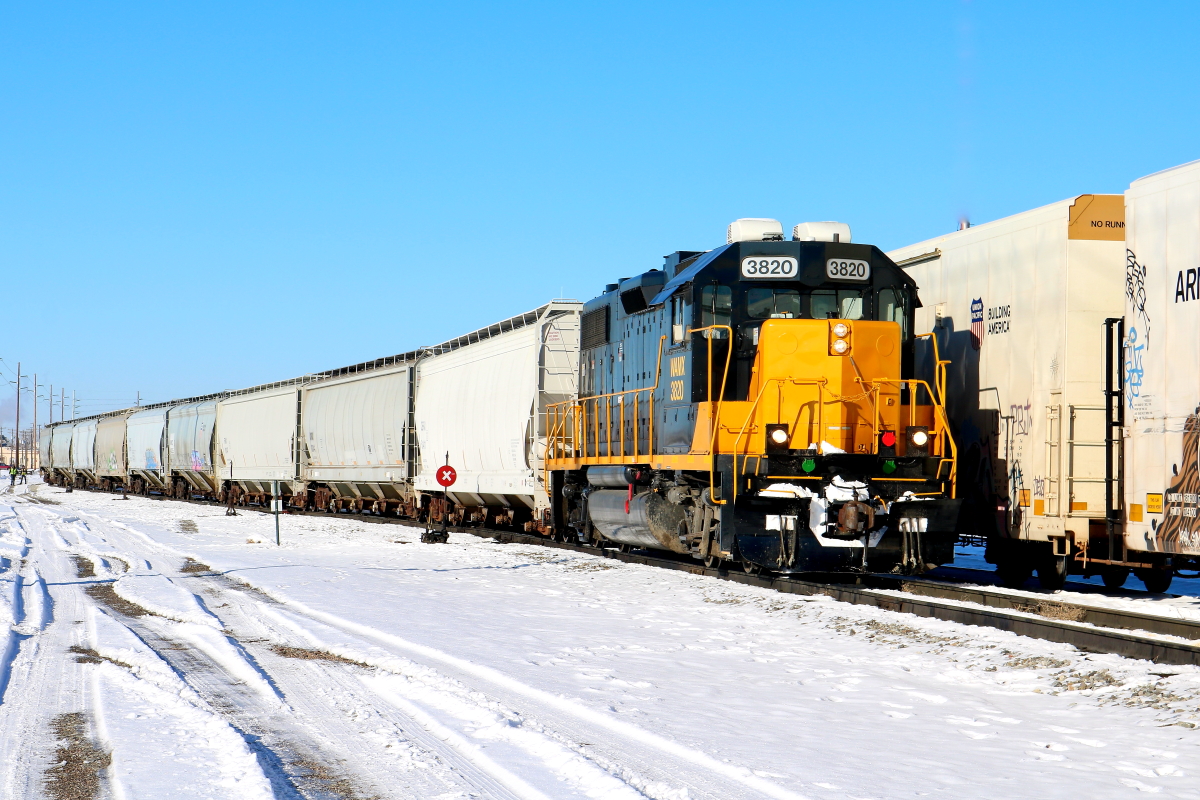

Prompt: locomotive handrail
[543,335,667,473]
[914,332,950,406]
[727,373,957,503]
[687,325,733,505]
[730,376,829,502]
[853,376,958,498]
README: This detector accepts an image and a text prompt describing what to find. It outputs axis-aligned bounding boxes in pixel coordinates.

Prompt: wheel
[997,559,1032,588]
[1136,568,1173,594]
[1101,566,1130,589]
[703,553,721,569]
[1037,554,1068,592]
[741,558,761,575]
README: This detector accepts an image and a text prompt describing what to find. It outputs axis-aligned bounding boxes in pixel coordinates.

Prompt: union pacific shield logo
[970,298,984,350]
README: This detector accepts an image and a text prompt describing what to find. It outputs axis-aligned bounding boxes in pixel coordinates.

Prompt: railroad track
[33,484,1200,667]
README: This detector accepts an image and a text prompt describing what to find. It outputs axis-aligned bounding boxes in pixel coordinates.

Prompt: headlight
[831,338,849,355]
[910,430,929,446]
[770,428,789,444]
[832,322,850,338]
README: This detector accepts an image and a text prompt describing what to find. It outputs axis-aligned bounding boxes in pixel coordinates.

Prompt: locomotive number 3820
[740,256,798,278]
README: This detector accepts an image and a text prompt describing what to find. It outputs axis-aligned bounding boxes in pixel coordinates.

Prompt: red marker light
[881,431,896,447]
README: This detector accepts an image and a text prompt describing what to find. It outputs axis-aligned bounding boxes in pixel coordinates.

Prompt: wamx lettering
[986,305,1011,335]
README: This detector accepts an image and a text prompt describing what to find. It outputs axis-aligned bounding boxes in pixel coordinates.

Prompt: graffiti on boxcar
[1126,249,1151,345]
[1010,401,1032,437]
[1158,405,1200,553]
[1125,327,1145,411]
[1032,475,1046,498]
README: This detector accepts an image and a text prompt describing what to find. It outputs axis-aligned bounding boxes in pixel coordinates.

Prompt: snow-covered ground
[2,481,1200,799]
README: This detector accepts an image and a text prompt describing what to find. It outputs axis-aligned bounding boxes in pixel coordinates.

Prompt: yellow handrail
[544,329,958,502]
[915,332,949,406]
[544,335,667,467]
[687,325,733,504]
[730,376,829,502]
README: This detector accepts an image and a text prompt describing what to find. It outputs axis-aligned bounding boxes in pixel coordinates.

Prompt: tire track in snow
[40,504,537,800]
[269,596,810,800]
[0,507,94,798]
[49,500,813,800]
[55,505,695,799]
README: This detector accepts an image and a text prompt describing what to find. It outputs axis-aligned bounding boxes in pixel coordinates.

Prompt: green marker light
[801,458,816,473]
[882,460,896,474]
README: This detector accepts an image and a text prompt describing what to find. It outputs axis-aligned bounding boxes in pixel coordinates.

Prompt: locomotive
[546,219,962,573]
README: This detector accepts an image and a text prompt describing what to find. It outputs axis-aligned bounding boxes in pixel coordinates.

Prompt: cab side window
[876,288,908,339]
[699,285,732,337]
[670,295,690,343]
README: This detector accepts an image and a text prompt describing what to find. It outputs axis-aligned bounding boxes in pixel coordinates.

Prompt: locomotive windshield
[697,282,909,339]
[747,288,801,319]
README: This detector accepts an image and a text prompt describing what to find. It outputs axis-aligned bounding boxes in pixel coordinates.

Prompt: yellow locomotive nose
[752,318,903,456]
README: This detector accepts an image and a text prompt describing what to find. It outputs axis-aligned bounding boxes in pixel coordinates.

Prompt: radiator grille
[580,307,610,350]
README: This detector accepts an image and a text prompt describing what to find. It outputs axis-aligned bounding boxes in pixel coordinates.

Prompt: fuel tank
[587,489,689,553]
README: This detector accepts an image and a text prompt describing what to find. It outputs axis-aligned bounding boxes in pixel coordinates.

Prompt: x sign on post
[436,465,457,487]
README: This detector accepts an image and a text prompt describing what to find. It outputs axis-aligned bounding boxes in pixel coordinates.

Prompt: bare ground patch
[67,645,134,669]
[83,583,152,617]
[178,519,198,534]
[70,556,95,579]
[44,713,111,800]
[1006,655,1071,670]
[270,644,370,668]
[567,561,618,572]
[179,557,212,574]
[1011,600,1087,622]
[292,757,379,800]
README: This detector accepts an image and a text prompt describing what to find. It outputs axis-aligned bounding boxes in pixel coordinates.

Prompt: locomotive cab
[547,219,961,575]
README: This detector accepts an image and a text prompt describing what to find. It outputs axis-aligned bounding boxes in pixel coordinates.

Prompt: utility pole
[49,383,53,424]
[32,374,37,470]
[60,388,64,422]
[136,391,140,407]
[71,390,75,421]
[15,363,20,471]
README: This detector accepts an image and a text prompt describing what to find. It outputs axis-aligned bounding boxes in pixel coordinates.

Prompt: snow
[0,482,1199,799]
[87,607,276,800]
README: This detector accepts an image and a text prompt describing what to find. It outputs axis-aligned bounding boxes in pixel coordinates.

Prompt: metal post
[272,479,281,545]
[1104,318,1124,564]
[32,374,36,471]
[14,364,20,473]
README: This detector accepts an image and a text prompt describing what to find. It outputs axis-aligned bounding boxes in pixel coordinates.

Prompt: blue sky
[4,0,1199,425]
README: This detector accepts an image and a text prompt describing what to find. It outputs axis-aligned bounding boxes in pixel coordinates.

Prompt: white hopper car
[42,301,581,531]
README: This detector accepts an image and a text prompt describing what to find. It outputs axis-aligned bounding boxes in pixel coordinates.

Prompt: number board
[740,256,798,279]
[825,258,870,281]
